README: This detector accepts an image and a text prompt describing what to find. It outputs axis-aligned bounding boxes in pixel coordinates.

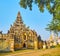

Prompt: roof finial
[17,11,21,18]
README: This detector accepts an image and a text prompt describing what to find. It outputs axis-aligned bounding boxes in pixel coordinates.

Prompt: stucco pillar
[9,39,14,52]
[34,37,38,49]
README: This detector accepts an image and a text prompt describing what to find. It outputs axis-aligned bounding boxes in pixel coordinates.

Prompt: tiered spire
[14,12,23,27]
[13,11,26,30]
[9,11,26,34]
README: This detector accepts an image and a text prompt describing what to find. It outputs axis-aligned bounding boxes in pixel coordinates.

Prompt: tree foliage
[19,0,54,12]
[50,0,60,20]
[19,0,60,19]
[46,19,60,36]
[46,0,60,35]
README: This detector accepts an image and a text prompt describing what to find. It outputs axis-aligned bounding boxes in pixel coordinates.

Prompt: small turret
[0,31,2,34]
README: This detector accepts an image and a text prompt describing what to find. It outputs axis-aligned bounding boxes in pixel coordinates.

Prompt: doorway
[23,43,26,48]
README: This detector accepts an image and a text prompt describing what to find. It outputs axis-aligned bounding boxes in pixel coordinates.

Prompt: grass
[0,49,34,56]
[0,45,60,56]
[39,45,60,56]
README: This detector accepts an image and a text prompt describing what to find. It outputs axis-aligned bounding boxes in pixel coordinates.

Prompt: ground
[0,46,60,56]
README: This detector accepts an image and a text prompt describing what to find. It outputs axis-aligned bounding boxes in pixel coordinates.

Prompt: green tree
[45,0,60,38]
[46,19,60,37]
[19,0,60,20]
[19,0,54,12]
[50,0,60,20]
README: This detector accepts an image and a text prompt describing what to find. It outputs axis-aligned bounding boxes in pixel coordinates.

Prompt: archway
[23,43,26,48]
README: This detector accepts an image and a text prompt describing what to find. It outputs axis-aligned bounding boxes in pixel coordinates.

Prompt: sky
[0,0,53,40]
